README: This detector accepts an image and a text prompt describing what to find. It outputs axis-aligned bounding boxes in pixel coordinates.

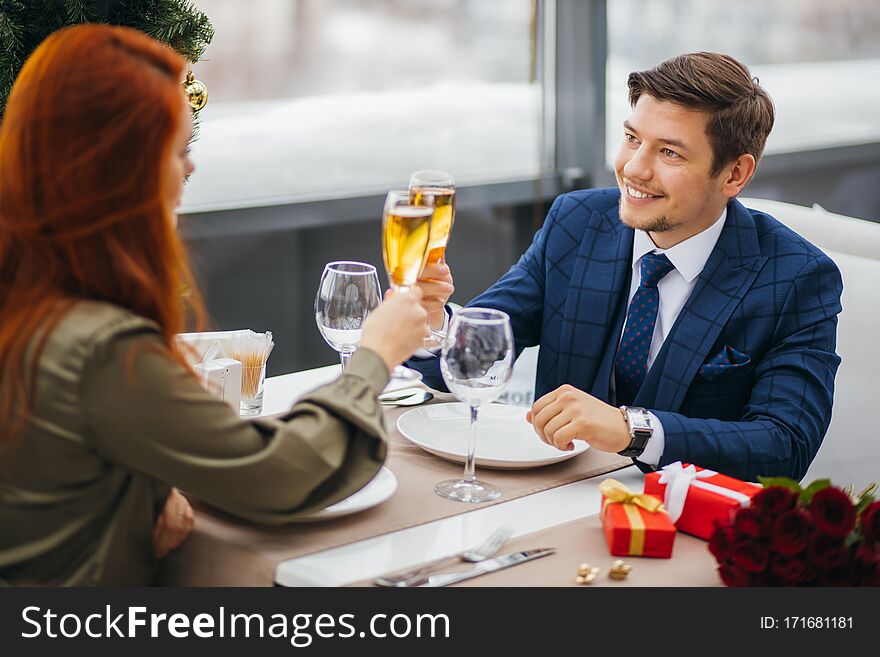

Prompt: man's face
[614,94,729,244]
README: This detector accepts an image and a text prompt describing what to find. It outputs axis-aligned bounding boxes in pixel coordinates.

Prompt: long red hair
[0,24,206,439]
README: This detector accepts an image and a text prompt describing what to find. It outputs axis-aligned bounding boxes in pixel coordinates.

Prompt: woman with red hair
[0,24,428,585]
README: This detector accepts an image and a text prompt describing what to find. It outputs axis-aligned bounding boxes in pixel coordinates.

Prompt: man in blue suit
[410,52,842,482]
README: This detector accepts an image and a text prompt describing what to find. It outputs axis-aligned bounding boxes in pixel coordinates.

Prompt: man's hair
[627,52,775,177]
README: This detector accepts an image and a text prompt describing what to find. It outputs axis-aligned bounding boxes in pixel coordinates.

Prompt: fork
[373,525,514,587]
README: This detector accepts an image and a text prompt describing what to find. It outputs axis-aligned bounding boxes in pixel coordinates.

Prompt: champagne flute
[382,190,433,291]
[409,170,456,265]
[410,170,456,348]
[436,308,514,503]
[382,190,433,383]
[314,261,381,370]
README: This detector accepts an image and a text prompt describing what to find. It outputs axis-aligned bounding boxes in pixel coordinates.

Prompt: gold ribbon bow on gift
[599,478,665,556]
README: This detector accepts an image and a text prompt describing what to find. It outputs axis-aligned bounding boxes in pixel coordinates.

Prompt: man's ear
[720,153,756,198]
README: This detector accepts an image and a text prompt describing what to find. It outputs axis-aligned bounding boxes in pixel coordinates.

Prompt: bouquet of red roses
[708,477,879,586]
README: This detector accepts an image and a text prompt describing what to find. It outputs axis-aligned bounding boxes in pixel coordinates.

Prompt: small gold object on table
[608,559,632,580]
[575,563,600,585]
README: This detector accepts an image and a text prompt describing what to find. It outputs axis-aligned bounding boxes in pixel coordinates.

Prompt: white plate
[397,402,589,469]
[293,467,397,522]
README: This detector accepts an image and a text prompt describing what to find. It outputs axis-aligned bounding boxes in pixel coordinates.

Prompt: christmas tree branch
[0,0,213,116]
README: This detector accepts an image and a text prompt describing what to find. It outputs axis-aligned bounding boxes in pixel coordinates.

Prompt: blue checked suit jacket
[408,188,843,481]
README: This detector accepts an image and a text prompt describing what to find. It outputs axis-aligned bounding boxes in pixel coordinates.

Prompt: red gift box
[598,479,675,558]
[644,462,762,540]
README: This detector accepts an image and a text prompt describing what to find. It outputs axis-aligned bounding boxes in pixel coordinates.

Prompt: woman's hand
[153,487,195,560]
[360,288,428,372]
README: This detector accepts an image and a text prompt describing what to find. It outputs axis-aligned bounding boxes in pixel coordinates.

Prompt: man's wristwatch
[617,406,653,458]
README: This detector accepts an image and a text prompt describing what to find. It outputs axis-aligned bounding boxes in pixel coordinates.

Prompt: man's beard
[618,203,674,233]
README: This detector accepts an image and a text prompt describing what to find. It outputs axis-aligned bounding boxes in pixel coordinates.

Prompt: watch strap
[617,406,653,458]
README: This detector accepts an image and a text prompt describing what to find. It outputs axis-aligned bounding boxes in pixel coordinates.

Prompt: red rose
[771,509,813,556]
[854,545,880,586]
[718,561,752,587]
[709,521,738,561]
[753,486,798,515]
[859,501,880,546]
[770,554,813,585]
[750,571,781,586]
[807,531,849,570]
[808,487,856,538]
[734,507,771,540]
[732,541,769,573]
[818,563,856,587]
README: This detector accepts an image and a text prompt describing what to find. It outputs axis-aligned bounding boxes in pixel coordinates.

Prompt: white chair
[739,197,878,260]
[497,345,539,408]
[741,197,880,490]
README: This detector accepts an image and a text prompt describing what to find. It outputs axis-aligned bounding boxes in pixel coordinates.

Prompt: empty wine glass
[436,308,514,503]
[315,261,381,370]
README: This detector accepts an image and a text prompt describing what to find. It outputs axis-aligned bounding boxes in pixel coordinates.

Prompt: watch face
[628,411,652,431]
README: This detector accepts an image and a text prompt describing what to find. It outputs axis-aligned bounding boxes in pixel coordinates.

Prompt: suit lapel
[638,199,768,412]
[558,205,633,396]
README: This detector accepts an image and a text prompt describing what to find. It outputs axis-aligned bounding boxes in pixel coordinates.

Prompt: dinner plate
[397,402,589,469]
[293,467,397,522]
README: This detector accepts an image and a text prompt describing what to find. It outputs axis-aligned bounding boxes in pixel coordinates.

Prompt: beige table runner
[354,515,722,587]
[159,399,631,586]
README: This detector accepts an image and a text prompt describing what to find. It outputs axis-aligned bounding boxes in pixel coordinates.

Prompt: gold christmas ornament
[182,70,208,111]
[608,559,632,580]
[575,563,600,585]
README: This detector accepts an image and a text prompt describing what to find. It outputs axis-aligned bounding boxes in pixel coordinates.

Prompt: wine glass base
[391,365,421,382]
[421,329,446,350]
[434,478,501,504]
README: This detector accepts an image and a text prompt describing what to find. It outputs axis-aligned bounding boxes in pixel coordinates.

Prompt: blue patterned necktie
[614,252,676,406]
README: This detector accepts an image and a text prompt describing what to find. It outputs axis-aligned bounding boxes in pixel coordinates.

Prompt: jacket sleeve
[80,327,389,524]
[406,195,558,391]
[651,254,843,482]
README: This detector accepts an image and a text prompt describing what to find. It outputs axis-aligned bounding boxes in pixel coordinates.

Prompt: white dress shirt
[625,208,727,467]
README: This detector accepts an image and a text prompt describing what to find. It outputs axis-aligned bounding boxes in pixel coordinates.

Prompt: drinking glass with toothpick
[231,330,274,416]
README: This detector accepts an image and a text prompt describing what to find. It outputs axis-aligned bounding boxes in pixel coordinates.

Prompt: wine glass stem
[463,405,479,482]
[339,351,352,371]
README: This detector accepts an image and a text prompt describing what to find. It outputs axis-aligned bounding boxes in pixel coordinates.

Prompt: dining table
[158,364,722,587]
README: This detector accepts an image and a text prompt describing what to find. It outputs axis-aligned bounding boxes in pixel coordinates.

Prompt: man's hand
[415,262,455,330]
[153,487,195,560]
[526,384,631,453]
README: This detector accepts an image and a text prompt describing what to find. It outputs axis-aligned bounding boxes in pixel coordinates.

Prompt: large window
[182,0,548,212]
[182,1,879,216]
[606,0,880,164]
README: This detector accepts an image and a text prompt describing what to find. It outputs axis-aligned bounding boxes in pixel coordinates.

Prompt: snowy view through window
[182,0,879,212]
[182,0,542,211]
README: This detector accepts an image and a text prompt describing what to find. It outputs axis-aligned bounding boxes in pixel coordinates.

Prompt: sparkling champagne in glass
[382,190,433,291]
[436,308,514,503]
[409,170,456,265]
[382,190,433,383]
[410,170,455,347]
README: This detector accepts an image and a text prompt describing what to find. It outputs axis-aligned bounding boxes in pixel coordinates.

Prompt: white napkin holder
[179,335,242,411]
[176,329,253,364]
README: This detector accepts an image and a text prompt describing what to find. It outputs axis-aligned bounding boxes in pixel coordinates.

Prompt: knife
[414,547,556,587]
